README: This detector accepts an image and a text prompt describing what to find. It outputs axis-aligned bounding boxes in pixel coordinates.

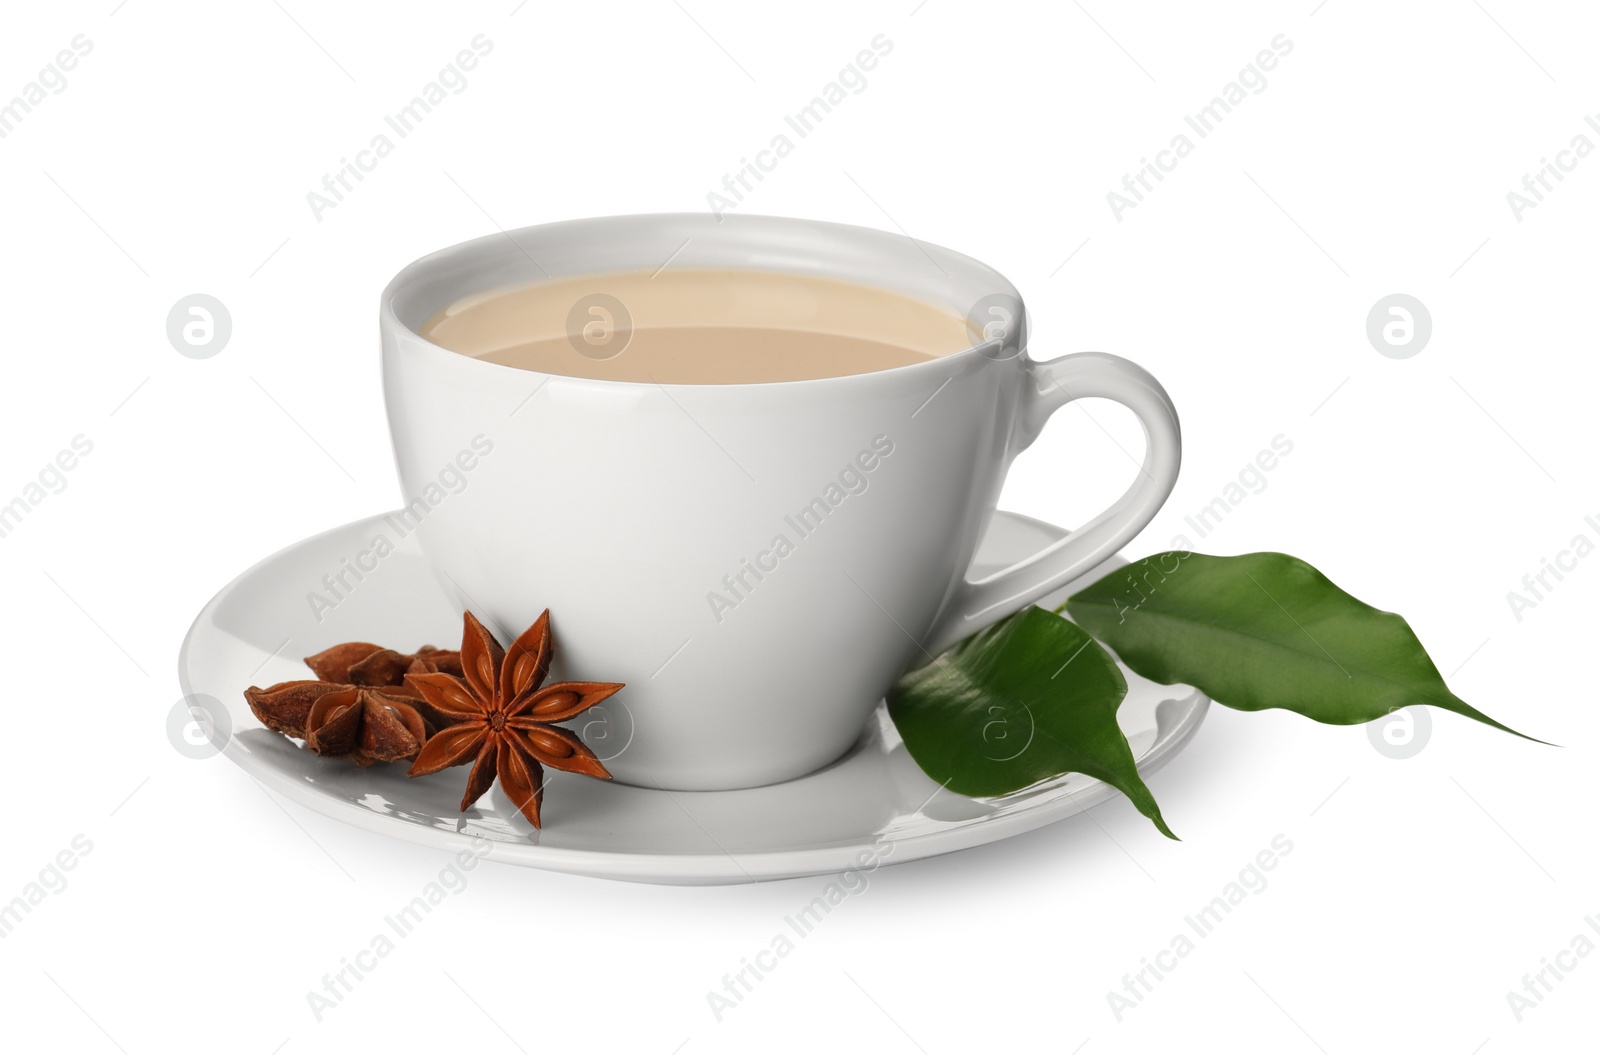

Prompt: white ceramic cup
[381,214,1180,791]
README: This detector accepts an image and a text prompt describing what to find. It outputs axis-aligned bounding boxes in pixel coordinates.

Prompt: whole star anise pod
[243,640,459,766]
[406,610,622,828]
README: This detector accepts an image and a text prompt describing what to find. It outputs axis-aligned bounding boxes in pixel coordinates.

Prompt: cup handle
[922,351,1182,656]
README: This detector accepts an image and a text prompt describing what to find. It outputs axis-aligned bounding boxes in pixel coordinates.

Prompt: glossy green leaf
[1066,551,1535,739]
[888,606,1175,838]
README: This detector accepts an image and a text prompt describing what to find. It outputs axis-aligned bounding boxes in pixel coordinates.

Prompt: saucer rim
[178,509,1209,885]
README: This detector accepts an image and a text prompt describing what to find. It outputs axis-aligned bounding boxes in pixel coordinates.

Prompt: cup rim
[379,212,1028,391]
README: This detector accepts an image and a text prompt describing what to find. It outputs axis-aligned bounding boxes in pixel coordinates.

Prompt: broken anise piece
[305,687,432,767]
[243,637,461,765]
[244,680,348,738]
[304,642,462,686]
[407,610,622,828]
[244,681,435,766]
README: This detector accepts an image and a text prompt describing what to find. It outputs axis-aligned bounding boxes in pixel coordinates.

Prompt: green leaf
[888,606,1176,839]
[1066,551,1537,740]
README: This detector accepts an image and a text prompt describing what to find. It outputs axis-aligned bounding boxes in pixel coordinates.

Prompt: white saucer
[179,510,1208,884]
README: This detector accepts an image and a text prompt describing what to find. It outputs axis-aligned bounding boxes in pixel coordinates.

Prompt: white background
[2,1,1595,1051]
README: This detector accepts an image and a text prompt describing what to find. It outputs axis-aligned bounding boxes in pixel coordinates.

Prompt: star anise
[244,681,435,766]
[304,642,462,686]
[406,610,622,828]
[243,640,458,766]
